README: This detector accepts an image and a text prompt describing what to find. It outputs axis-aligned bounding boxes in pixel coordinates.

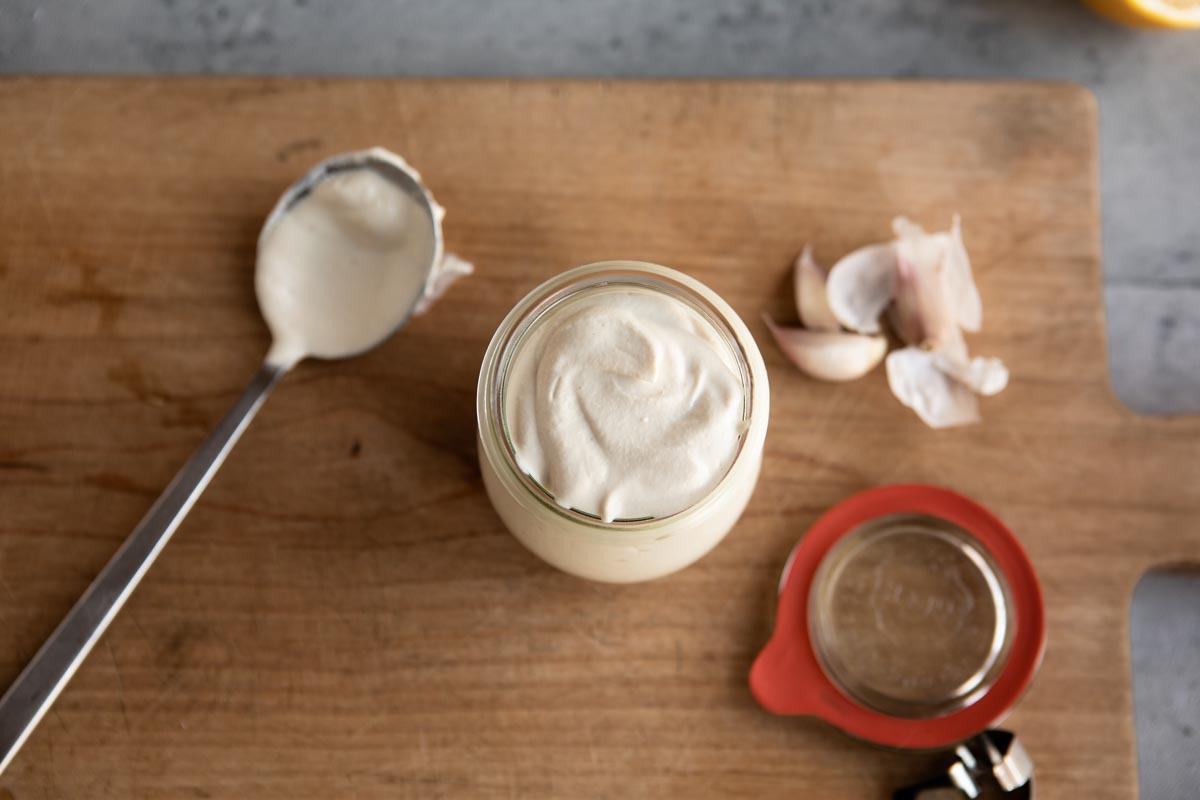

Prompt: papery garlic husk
[885,346,981,429]
[764,315,887,382]
[794,245,840,332]
[825,242,897,334]
[944,216,982,332]
[891,216,982,338]
[937,324,970,362]
[889,252,960,353]
[932,352,1009,396]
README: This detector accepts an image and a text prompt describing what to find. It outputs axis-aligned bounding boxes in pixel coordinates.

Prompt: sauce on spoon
[257,161,440,365]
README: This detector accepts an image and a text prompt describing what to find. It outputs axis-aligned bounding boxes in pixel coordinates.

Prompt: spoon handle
[0,359,289,774]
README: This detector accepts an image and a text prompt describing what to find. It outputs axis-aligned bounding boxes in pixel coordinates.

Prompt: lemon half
[1084,0,1200,28]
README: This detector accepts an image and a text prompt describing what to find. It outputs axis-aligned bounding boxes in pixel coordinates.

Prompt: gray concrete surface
[1133,570,1200,800]
[2,1,1198,797]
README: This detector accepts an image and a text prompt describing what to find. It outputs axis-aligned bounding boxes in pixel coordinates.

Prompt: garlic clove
[825,242,897,334]
[886,289,922,349]
[885,346,981,428]
[932,352,1009,396]
[763,314,887,382]
[794,245,841,332]
[944,215,983,333]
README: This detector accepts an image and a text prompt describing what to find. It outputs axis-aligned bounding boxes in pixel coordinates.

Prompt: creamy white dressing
[256,166,437,365]
[504,286,745,523]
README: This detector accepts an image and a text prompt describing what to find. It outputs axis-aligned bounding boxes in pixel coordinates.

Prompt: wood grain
[0,77,1195,799]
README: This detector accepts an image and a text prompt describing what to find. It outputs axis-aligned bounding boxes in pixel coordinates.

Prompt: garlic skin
[886,347,981,429]
[932,353,1009,396]
[763,315,887,383]
[794,245,840,332]
[825,242,897,334]
[943,216,982,333]
[937,324,970,362]
[886,215,1000,426]
[891,216,982,343]
[892,217,943,271]
[890,253,959,352]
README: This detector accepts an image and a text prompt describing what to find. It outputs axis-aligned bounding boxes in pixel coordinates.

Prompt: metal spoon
[0,149,443,773]
[892,729,1034,799]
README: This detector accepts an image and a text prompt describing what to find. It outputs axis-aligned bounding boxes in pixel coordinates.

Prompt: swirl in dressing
[505,287,745,522]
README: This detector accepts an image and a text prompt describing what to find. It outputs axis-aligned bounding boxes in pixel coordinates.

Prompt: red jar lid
[749,484,1045,749]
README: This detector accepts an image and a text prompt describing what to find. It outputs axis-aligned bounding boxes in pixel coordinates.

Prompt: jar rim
[477,260,766,533]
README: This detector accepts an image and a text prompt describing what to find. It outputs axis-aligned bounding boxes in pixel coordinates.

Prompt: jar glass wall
[476,261,770,583]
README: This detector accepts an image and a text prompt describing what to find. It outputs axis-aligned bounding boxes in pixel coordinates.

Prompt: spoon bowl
[257,147,444,366]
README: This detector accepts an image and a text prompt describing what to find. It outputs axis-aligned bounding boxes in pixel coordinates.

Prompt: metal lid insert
[808,513,1015,720]
[749,485,1046,749]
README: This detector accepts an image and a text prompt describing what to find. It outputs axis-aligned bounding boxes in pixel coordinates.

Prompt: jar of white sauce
[477,261,770,582]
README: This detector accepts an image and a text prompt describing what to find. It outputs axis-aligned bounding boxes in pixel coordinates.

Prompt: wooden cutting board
[0,77,1197,799]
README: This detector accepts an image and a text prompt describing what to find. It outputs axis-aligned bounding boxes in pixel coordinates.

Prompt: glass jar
[476,261,770,583]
